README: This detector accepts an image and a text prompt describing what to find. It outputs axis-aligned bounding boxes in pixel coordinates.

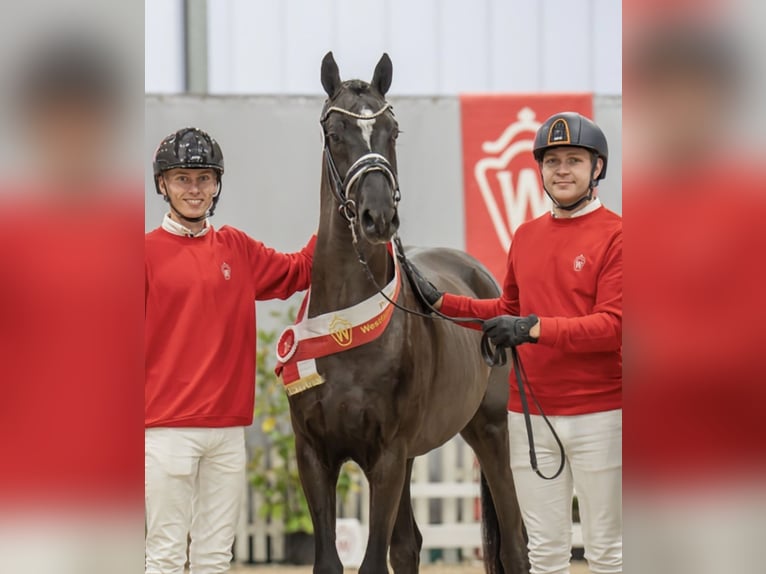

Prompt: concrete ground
[229,561,591,573]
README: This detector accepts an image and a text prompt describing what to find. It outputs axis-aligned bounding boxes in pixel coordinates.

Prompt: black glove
[482,314,540,347]
[405,260,443,307]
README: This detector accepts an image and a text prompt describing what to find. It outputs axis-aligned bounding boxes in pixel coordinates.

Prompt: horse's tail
[480,469,505,574]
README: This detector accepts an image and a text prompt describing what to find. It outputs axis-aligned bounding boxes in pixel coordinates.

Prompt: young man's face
[541,146,603,206]
[159,168,218,221]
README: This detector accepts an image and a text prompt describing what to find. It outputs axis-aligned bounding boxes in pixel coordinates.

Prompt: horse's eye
[391,128,400,141]
[327,132,341,144]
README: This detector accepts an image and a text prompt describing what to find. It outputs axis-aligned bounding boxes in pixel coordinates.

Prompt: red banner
[460,94,594,282]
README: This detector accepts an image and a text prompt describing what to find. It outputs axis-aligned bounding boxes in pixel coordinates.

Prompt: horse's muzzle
[361,205,399,244]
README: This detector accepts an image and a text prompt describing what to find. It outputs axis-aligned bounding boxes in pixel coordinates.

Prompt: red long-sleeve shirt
[441,205,622,415]
[145,225,315,428]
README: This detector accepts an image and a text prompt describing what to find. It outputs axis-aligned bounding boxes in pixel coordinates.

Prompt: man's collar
[161,213,211,237]
[552,197,602,219]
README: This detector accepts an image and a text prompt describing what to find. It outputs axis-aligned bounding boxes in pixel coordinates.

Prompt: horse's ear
[371,53,392,97]
[321,51,341,98]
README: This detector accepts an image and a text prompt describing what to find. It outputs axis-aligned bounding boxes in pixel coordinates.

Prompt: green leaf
[284,516,301,533]
[270,503,285,520]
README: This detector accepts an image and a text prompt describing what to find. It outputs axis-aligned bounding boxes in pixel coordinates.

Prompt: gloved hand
[482,314,540,347]
[405,260,443,307]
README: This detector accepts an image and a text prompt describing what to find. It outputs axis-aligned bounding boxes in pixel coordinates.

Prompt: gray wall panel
[145,95,470,247]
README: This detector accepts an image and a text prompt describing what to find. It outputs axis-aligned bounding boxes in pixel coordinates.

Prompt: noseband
[320,101,401,223]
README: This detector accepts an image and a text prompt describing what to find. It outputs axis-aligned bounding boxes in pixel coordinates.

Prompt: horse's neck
[309,186,392,317]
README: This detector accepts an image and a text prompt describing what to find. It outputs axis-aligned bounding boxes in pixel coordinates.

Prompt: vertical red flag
[460,94,593,282]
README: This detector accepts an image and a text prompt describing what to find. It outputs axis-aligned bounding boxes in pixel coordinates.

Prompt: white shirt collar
[161,213,211,238]
[551,197,602,219]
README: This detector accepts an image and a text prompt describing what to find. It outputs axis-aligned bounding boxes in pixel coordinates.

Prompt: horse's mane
[343,79,371,95]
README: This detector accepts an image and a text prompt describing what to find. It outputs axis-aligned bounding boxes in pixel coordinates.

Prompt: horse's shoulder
[404,245,482,268]
[401,245,498,296]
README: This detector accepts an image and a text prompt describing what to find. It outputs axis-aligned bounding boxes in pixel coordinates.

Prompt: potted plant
[250,308,361,565]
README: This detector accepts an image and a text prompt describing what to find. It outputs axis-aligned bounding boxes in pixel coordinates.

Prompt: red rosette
[276,326,299,363]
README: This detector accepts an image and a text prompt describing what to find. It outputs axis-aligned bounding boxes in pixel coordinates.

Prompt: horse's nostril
[362,210,375,230]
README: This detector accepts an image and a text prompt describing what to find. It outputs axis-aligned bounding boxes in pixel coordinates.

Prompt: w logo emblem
[473,107,550,252]
[329,316,353,348]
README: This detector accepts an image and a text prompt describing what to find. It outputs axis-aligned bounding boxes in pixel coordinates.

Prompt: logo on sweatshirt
[221,262,231,280]
[573,254,586,272]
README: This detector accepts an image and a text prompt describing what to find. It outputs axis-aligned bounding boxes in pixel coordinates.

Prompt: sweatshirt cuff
[439,293,462,316]
[537,317,559,346]
[439,294,483,331]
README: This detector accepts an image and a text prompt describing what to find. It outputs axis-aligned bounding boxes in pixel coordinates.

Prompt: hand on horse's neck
[310,195,394,316]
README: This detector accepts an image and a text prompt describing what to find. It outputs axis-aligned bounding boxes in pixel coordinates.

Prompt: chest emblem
[573,254,586,272]
[221,262,231,280]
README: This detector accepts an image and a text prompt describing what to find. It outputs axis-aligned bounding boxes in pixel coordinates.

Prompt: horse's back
[405,246,501,300]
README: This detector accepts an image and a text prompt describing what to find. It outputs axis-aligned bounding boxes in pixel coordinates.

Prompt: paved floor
[229,561,591,573]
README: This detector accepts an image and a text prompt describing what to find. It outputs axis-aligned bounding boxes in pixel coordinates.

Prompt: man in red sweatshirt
[412,112,622,574]
[145,127,316,574]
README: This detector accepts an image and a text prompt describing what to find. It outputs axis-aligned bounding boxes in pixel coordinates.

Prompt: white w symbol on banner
[474,107,551,251]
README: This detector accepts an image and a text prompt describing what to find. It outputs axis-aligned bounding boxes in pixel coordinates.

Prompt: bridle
[318,96,565,481]
[320,101,400,223]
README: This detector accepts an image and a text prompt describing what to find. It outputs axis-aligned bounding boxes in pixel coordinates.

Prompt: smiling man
[410,112,623,574]
[144,127,315,574]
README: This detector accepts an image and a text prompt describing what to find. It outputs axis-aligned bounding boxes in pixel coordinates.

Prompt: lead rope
[348,221,565,480]
[511,346,566,480]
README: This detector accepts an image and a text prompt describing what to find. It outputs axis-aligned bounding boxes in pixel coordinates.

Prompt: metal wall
[145,93,621,330]
[146,0,623,95]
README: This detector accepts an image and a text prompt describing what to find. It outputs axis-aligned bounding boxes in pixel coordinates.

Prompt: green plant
[250,307,361,534]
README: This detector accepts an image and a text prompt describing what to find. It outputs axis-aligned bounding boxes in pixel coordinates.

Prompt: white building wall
[145,0,186,93]
[146,0,622,95]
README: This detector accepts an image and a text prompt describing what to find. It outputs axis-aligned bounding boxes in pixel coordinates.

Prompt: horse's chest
[316,339,401,383]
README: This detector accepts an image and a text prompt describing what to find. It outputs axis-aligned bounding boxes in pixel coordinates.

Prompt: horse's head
[320,51,400,244]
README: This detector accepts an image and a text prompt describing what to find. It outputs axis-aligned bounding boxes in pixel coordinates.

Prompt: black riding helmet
[533,112,608,211]
[153,127,224,221]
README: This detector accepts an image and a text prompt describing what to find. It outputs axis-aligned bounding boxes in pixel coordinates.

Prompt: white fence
[234,434,583,566]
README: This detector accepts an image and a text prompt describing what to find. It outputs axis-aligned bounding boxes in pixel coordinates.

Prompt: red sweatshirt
[145,225,315,428]
[441,205,622,415]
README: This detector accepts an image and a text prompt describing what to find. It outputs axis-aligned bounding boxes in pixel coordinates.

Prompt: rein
[320,99,565,481]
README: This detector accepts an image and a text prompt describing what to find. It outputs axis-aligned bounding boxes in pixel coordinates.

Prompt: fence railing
[234,434,582,565]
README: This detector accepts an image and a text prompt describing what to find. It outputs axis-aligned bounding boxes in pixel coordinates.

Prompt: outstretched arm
[249,234,317,301]
[439,245,519,323]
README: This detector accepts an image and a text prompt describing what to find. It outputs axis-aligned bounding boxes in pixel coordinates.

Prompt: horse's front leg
[359,444,408,574]
[294,432,343,574]
[389,458,422,574]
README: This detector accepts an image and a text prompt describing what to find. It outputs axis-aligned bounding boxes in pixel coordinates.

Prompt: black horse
[285,52,528,574]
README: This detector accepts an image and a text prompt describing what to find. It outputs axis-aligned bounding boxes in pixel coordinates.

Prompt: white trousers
[509,409,622,574]
[145,427,246,574]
